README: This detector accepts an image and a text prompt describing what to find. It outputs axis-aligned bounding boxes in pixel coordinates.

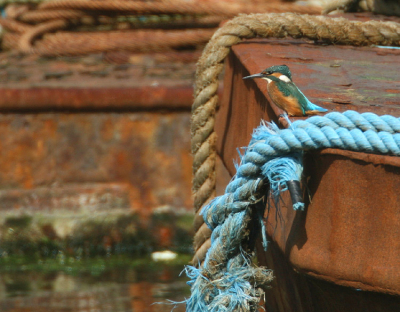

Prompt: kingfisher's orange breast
[267,82,304,116]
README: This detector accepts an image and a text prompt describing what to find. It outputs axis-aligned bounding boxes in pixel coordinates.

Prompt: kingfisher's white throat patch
[262,77,272,83]
[279,75,291,82]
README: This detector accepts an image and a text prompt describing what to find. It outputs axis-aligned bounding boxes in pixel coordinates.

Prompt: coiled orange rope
[0,0,321,56]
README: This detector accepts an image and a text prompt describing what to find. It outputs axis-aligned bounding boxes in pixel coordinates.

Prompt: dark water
[0,256,190,312]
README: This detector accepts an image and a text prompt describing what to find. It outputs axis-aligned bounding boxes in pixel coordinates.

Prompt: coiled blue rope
[185,110,400,312]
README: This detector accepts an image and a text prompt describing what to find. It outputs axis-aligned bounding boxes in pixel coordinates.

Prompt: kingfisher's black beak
[243,73,263,80]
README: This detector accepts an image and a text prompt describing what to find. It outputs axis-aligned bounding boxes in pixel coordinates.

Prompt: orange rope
[0,18,32,33]
[19,19,70,53]
[103,50,202,64]
[18,13,223,29]
[24,28,216,56]
[0,0,321,57]
[38,0,320,15]
[2,32,21,50]
[18,10,86,23]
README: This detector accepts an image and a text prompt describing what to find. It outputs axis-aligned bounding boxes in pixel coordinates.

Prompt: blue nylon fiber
[305,116,338,129]
[185,111,400,311]
[365,130,388,154]
[379,131,400,154]
[290,119,321,130]
[262,155,302,200]
[335,127,356,149]
[293,202,305,210]
[320,126,343,147]
[293,128,318,149]
[393,133,400,148]
[279,130,302,149]
[324,112,354,129]
[225,177,247,193]
[236,162,261,178]
[382,115,400,132]
[350,128,372,151]
[242,151,268,165]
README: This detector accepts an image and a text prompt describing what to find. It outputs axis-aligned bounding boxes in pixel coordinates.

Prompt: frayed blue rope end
[293,202,305,211]
[184,257,273,312]
[251,118,305,211]
[262,154,304,210]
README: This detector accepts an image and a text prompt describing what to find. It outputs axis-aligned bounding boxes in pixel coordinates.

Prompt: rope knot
[188,110,400,311]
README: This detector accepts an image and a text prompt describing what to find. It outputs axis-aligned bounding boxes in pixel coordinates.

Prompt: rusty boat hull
[215,37,400,311]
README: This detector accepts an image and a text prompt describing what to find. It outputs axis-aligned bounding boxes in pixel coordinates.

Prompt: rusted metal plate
[0,52,200,254]
[256,237,400,312]
[0,53,195,111]
[0,52,198,214]
[0,183,131,211]
[261,150,400,294]
[0,113,193,215]
[215,36,400,301]
[0,86,194,111]
[217,40,400,175]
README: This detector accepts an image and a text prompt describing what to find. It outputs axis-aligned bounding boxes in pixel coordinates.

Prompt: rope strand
[191,13,400,264]
[187,110,400,311]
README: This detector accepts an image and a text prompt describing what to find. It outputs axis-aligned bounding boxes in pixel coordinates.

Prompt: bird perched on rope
[243,64,328,116]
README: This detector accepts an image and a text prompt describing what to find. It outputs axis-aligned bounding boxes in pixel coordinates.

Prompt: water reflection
[0,259,188,312]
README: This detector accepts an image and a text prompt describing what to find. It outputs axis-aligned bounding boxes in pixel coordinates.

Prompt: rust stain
[218,39,400,176]
[0,53,196,111]
[0,113,193,216]
[216,36,400,303]
[386,89,400,94]
[0,86,194,111]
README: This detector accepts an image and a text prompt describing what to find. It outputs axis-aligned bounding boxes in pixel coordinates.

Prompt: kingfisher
[243,64,328,116]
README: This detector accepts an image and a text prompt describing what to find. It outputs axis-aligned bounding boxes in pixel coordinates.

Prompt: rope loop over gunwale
[187,110,400,311]
[191,13,400,265]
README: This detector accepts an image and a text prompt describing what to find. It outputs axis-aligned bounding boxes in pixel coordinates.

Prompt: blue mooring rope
[184,110,400,312]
